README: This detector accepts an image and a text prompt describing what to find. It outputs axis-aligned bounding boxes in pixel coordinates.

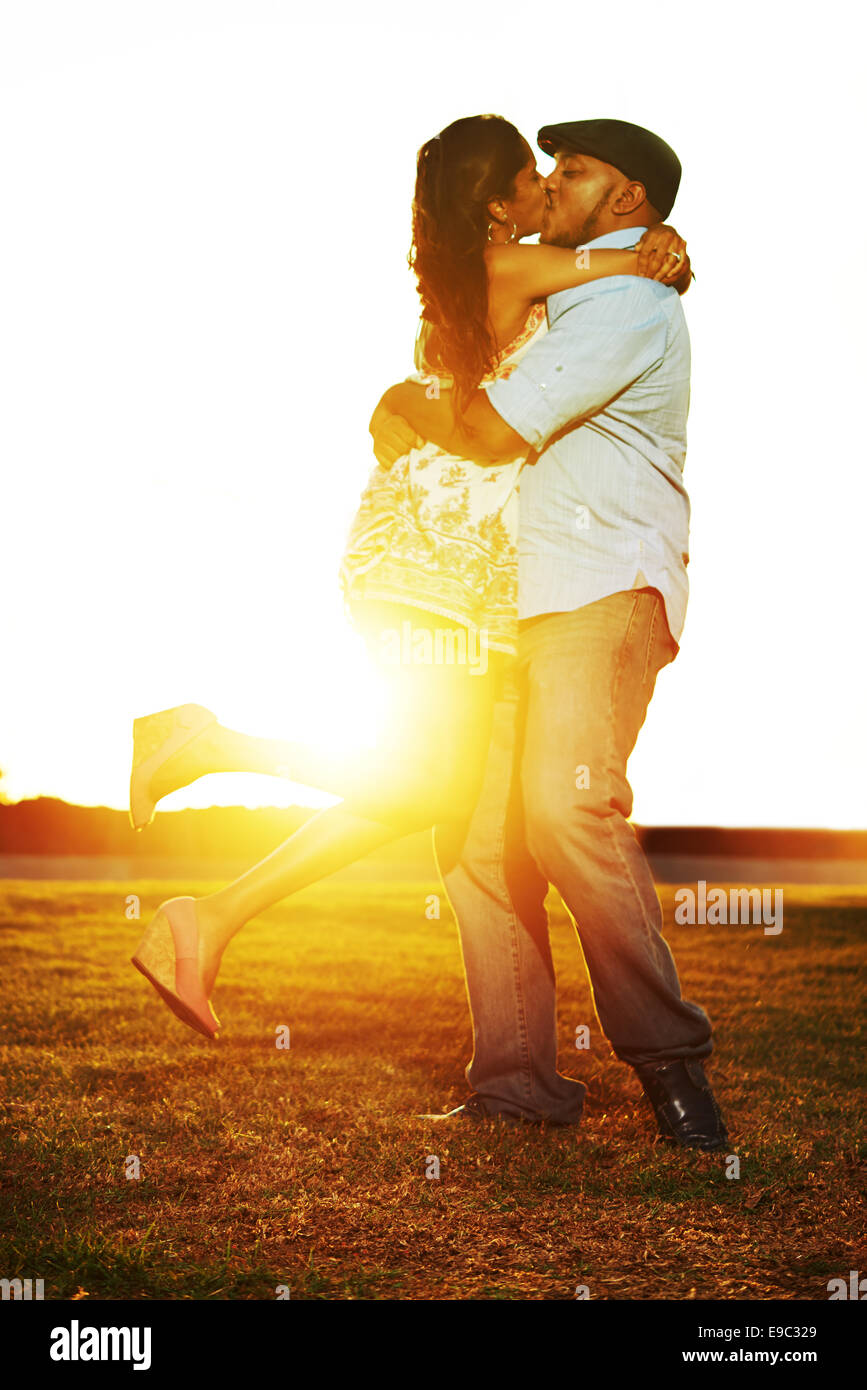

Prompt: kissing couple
[129,114,729,1153]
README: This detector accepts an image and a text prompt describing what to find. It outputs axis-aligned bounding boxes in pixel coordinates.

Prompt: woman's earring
[487,219,519,244]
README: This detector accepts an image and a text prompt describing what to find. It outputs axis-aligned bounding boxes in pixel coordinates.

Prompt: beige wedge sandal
[131,896,220,1040]
[129,703,216,830]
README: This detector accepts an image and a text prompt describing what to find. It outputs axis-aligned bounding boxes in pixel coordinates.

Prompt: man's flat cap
[537,118,681,218]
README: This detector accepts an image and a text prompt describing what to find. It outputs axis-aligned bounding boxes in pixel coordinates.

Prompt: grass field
[1,878,865,1301]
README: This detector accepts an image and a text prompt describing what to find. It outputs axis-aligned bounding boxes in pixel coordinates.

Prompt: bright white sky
[1,0,865,828]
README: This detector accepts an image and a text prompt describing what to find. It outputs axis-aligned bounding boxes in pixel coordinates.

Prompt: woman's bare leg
[147,720,375,808]
[195,802,407,994]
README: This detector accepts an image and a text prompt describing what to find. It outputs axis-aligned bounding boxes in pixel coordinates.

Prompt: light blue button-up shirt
[485,225,691,646]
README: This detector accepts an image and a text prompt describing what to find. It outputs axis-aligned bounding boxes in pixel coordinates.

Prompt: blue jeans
[433,589,714,1124]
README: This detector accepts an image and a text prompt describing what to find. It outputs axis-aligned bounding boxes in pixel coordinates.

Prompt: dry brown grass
[0,878,864,1300]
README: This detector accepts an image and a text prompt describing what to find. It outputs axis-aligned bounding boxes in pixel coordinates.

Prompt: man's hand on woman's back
[369,405,423,469]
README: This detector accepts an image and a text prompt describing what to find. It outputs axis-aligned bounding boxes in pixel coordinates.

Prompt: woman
[130,115,690,1041]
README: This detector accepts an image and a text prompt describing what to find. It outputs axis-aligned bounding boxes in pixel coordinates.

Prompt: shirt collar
[579,226,648,250]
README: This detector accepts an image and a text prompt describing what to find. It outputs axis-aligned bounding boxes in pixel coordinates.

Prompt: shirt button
[539,382,547,390]
[555,364,564,372]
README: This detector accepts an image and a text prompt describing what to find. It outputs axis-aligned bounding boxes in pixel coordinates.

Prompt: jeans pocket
[639,589,675,687]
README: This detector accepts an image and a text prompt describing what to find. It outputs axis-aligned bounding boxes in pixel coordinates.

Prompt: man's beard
[541,223,581,248]
[541,188,613,248]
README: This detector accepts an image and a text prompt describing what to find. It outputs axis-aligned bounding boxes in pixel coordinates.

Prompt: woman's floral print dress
[340,304,547,654]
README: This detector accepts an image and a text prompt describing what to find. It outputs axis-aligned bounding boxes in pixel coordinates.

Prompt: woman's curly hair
[409,115,528,410]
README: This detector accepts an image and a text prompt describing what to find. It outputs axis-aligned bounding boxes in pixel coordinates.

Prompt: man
[373,118,728,1152]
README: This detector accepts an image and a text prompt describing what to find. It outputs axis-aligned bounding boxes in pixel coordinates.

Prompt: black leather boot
[634,1059,729,1152]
